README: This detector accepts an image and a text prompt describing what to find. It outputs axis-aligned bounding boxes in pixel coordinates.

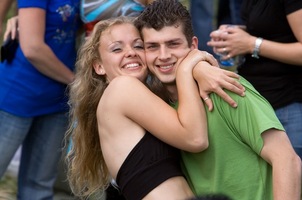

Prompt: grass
[0,173,17,200]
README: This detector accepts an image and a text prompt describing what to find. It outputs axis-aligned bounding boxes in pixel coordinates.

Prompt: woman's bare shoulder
[100,76,148,108]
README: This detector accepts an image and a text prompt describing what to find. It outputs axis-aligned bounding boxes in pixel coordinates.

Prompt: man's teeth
[160,64,173,69]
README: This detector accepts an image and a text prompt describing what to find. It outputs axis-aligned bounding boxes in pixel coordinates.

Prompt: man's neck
[165,85,178,103]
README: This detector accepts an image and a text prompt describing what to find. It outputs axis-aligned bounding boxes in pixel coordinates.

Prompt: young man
[135,0,301,199]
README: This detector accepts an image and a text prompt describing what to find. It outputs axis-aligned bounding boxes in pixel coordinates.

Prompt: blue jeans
[0,110,69,200]
[275,103,302,159]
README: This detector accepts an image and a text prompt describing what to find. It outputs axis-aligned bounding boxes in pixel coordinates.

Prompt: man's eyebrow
[144,41,158,45]
[144,38,182,45]
[166,38,182,43]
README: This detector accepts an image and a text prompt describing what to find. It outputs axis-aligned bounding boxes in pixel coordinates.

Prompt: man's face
[142,24,196,85]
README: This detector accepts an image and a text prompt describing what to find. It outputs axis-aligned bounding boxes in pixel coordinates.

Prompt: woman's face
[94,23,148,82]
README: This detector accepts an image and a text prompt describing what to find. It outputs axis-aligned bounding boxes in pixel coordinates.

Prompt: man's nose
[158,46,171,60]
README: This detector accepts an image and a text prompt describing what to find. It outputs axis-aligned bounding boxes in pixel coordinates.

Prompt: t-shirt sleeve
[283,0,302,15]
[18,0,47,9]
[220,77,285,155]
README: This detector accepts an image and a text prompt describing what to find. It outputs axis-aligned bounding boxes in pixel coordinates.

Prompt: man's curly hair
[135,0,194,46]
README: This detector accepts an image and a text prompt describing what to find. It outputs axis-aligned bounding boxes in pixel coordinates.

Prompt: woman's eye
[135,45,144,49]
[112,48,121,52]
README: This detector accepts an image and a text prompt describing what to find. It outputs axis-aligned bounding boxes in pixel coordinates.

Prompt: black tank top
[238,0,302,109]
[116,132,183,200]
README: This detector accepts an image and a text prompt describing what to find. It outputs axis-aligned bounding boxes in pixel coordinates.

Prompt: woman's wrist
[192,61,210,80]
[251,37,263,59]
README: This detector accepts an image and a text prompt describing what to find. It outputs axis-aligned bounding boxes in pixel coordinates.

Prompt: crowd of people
[0,0,301,200]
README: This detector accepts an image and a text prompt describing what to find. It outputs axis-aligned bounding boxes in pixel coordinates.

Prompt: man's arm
[260,129,301,200]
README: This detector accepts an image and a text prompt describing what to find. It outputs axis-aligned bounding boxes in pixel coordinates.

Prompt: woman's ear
[93,61,106,75]
[191,36,198,50]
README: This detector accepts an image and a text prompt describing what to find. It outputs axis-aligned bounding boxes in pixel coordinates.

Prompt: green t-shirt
[174,77,284,200]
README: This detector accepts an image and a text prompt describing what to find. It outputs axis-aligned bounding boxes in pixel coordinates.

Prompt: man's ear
[190,36,198,50]
[93,61,106,75]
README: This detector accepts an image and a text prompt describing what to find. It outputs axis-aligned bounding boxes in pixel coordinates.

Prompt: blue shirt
[0,0,81,117]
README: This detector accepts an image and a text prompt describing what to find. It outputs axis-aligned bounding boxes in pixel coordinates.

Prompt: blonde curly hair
[66,16,136,199]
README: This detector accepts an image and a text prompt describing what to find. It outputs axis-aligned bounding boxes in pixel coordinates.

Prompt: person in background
[66,16,243,200]
[0,0,81,199]
[190,0,243,55]
[208,0,302,159]
[81,0,154,36]
[135,0,301,199]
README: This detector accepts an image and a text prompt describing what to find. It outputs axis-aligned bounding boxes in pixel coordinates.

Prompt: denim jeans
[275,102,302,159]
[0,110,69,200]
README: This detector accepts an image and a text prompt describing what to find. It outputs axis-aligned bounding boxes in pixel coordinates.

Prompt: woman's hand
[193,64,245,111]
[188,50,245,111]
[207,25,255,59]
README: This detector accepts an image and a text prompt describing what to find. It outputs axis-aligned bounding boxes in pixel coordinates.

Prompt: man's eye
[169,42,179,47]
[146,45,156,50]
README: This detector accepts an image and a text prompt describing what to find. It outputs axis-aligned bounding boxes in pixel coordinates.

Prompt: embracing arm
[103,52,208,152]
[260,129,301,200]
[18,8,74,84]
[138,49,208,152]
[175,49,208,151]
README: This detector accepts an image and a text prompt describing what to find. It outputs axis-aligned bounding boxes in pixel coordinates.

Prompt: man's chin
[157,77,176,86]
